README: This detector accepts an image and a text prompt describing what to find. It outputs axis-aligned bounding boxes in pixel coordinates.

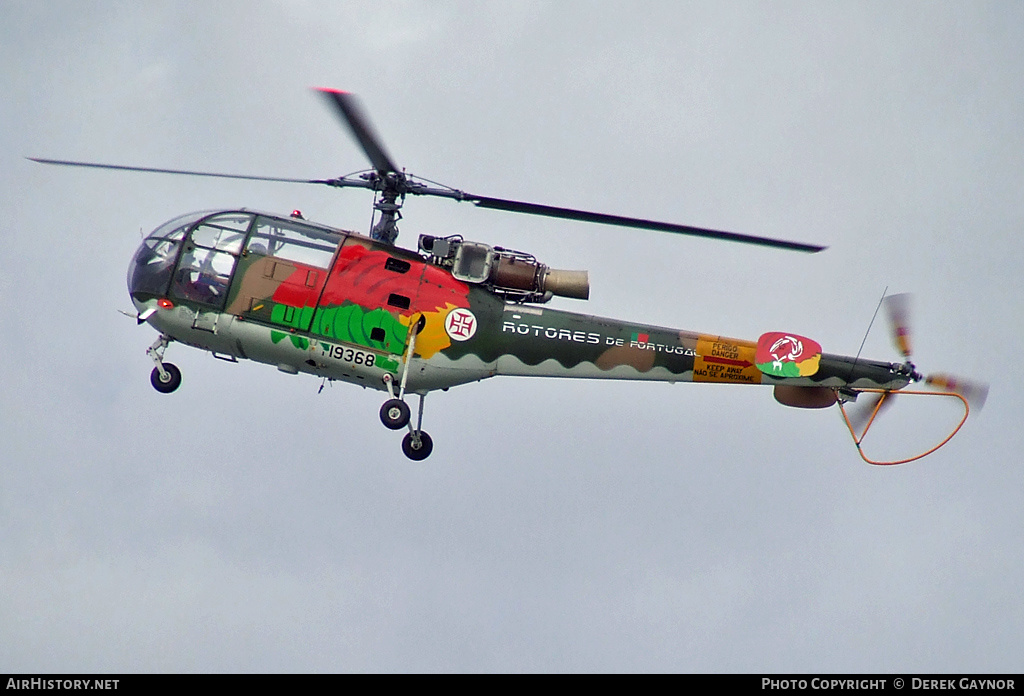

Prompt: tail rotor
[883,293,987,409]
[840,293,987,464]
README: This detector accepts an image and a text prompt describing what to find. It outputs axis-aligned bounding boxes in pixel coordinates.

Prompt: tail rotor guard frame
[837,388,970,466]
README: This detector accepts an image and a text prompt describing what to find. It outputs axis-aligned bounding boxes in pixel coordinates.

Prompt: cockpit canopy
[127,210,212,299]
[127,210,344,308]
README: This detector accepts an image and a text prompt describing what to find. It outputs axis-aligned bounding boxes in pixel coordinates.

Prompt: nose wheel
[146,334,182,393]
[150,363,182,393]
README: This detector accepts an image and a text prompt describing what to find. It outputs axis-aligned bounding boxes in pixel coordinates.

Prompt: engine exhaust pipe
[541,268,590,300]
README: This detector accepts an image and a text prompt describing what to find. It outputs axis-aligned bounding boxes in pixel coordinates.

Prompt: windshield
[128,211,213,299]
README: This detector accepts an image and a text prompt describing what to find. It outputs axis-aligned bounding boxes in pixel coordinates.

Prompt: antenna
[847,286,888,382]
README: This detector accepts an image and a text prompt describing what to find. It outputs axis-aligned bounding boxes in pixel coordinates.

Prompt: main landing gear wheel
[380,398,411,430]
[150,363,182,393]
[402,431,433,461]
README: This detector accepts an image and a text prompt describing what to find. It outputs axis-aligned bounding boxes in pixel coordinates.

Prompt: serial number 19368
[321,343,377,367]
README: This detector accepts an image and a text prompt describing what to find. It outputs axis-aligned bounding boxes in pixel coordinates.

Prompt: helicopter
[31,88,987,462]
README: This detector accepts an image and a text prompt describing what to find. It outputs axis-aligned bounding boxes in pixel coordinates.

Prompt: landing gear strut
[377,316,433,460]
[381,374,433,460]
[147,334,181,393]
[401,393,433,461]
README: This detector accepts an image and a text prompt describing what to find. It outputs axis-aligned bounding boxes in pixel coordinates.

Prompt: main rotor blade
[315,88,399,175]
[465,195,825,253]
[28,157,320,185]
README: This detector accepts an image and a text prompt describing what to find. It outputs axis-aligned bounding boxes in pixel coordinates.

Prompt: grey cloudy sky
[2,1,1022,673]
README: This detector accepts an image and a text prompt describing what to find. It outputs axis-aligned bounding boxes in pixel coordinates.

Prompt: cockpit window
[146,211,208,241]
[245,216,341,269]
[172,247,236,307]
[143,237,180,265]
[190,213,252,255]
[128,212,208,298]
[169,213,253,309]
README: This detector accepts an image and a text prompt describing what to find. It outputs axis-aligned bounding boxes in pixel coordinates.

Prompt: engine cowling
[420,235,589,302]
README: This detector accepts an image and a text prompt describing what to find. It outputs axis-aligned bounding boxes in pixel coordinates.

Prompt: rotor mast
[317,88,407,244]
[367,171,404,244]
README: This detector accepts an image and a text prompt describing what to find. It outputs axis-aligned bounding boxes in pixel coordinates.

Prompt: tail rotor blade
[884,293,913,359]
[846,392,895,434]
[926,373,989,410]
[880,294,988,410]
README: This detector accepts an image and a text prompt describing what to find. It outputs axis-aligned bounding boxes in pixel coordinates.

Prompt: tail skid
[837,388,970,466]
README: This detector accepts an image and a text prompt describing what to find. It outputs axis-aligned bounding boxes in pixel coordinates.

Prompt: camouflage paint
[311,304,408,353]
[269,329,309,351]
[311,242,472,359]
[132,210,912,396]
[436,298,907,391]
[226,255,328,331]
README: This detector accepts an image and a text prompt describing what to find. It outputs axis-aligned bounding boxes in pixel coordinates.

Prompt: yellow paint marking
[693,334,762,384]
[398,304,461,359]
